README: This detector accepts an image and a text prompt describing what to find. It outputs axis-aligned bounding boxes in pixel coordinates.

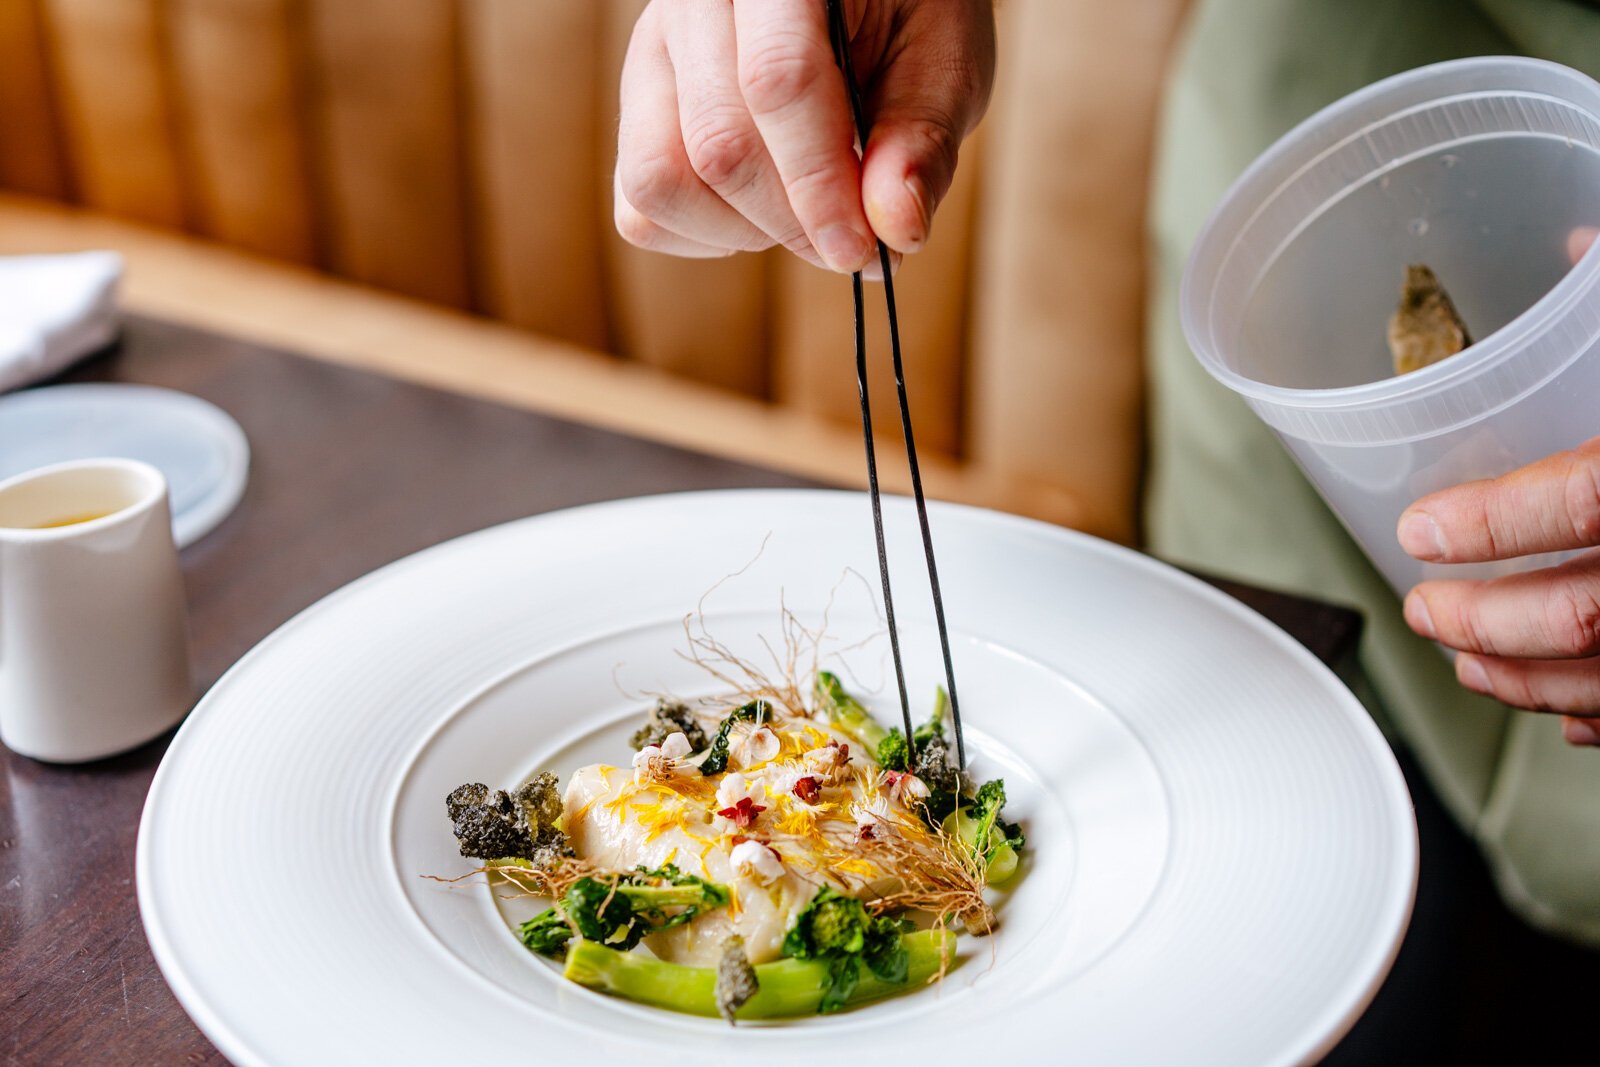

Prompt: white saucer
[0,383,248,547]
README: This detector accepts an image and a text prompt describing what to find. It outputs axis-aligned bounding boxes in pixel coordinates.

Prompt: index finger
[1398,437,1600,563]
[733,0,875,273]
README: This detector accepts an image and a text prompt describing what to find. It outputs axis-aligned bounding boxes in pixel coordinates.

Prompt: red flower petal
[716,796,767,828]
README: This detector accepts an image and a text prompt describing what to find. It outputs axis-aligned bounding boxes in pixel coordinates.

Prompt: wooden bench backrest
[0,0,1189,541]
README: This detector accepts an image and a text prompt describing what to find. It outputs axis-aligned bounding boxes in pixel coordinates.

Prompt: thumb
[1569,226,1599,266]
[858,8,995,253]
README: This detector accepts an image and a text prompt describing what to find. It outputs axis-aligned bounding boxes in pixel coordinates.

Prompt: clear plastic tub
[1182,57,1600,596]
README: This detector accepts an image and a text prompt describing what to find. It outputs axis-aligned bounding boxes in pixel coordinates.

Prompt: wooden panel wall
[0,0,1194,540]
[968,0,1191,542]
[305,0,472,307]
[0,0,70,199]
[167,0,315,263]
[42,0,188,226]
[460,0,608,350]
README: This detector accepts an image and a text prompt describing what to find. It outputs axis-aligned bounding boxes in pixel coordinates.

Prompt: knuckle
[1479,493,1510,558]
[739,39,824,114]
[1546,583,1600,657]
[1563,456,1600,545]
[900,114,962,174]
[1451,598,1497,655]
[780,152,850,208]
[1497,667,1544,712]
[618,150,686,220]
[932,49,991,128]
[683,116,762,191]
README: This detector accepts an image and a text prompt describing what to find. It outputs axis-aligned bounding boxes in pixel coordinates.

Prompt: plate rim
[136,488,1418,1065]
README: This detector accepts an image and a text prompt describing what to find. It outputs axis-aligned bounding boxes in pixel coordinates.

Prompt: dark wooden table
[1,317,1592,1065]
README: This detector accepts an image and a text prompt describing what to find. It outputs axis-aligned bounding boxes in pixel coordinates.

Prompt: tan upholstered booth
[0,0,1190,543]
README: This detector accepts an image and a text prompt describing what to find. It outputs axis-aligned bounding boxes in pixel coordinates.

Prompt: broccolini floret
[780,887,913,1013]
[518,864,733,958]
[563,878,644,948]
[628,699,708,752]
[875,728,911,772]
[874,693,960,820]
[445,773,572,864]
[866,687,959,792]
[697,699,769,775]
[944,778,1026,884]
[518,906,575,956]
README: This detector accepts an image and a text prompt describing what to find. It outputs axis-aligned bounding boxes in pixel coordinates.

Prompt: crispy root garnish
[422,854,596,901]
[675,548,885,720]
[859,816,996,942]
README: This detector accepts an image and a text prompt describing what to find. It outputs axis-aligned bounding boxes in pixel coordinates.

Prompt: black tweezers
[824,0,966,771]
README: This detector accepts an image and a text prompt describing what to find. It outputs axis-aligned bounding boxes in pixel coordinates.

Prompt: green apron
[1147,0,1600,944]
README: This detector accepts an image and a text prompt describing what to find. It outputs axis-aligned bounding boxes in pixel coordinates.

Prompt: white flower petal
[729,840,784,884]
[660,731,693,760]
[715,771,753,811]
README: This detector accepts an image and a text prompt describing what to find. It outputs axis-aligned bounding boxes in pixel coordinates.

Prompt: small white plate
[137,490,1415,1066]
[0,383,248,547]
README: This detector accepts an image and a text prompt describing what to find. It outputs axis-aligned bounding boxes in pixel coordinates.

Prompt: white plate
[137,490,1415,1066]
[0,383,248,547]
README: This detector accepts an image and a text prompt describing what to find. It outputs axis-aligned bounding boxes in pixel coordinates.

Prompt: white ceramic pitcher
[0,458,191,761]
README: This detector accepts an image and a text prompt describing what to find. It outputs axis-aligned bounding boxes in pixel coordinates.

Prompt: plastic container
[1182,57,1600,597]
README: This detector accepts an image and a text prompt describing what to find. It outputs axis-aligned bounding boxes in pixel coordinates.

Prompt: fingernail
[902,176,929,250]
[861,250,900,282]
[816,224,872,273]
[1562,717,1600,746]
[1398,511,1447,561]
[1404,591,1437,639]
[1456,655,1491,695]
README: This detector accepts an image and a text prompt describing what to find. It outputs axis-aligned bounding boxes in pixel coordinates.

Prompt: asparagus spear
[563,928,955,1019]
[814,671,889,751]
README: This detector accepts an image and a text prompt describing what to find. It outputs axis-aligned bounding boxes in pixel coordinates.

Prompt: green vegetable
[814,672,889,751]
[911,687,961,796]
[942,779,1026,885]
[919,785,960,828]
[563,878,644,949]
[811,678,1024,879]
[780,887,914,1012]
[518,906,576,956]
[698,699,769,776]
[870,689,960,792]
[520,864,732,958]
[875,728,911,772]
[564,929,955,1019]
[912,686,948,751]
[624,863,731,930]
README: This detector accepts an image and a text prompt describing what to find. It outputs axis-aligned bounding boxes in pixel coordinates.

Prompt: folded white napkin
[0,252,123,393]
